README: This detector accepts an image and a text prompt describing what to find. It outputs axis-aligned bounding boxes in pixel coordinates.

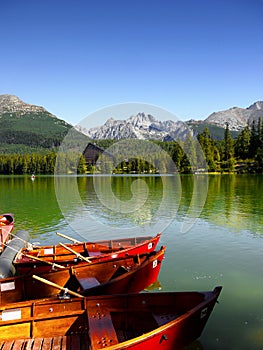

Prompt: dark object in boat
[0,230,29,278]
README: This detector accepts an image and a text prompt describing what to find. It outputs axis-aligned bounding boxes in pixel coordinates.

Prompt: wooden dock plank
[61,336,67,350]
[1,340,14,350]
[41,338,52,350]
[24,339,34,350]
[12,339,27,350]
[0,334,91,350]
[52,336,63,350]
[31,337,43,350]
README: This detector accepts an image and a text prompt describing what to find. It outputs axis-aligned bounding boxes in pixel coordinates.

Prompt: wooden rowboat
[0,286,222,349]
[13,233,161,275]
[0,247,165,304]
[0,213,14,253]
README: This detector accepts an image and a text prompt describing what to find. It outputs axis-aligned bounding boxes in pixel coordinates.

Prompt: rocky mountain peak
[204,104,261,131]
[128,113,156,125]
[248,101,263,111]
[86,112,190,141]
[0,94,54,117]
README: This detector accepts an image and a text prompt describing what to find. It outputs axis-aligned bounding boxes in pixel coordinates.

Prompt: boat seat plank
[76,277,100,290]
[87,251,101,257]
[152,312,178,326]
[88,307,118,349]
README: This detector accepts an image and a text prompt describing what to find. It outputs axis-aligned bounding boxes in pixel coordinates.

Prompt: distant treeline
[0,152,87,175]
[1,119,263,175]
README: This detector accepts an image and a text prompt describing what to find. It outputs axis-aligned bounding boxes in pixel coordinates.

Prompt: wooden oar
[25,254,66,269]
[58,242,92,263]
[56,232,82,244]
[1,242,65,269]
[32,275,84,298]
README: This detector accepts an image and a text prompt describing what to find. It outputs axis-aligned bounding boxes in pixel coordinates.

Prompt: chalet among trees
[82,142,114,166]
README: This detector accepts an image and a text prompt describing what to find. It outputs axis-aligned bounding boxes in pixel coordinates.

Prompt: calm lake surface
[1,174,263,349]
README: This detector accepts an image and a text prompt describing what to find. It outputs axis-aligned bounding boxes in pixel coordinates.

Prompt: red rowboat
[0,247,165,304]
[0,213,14,252]
[13,233,161,275]
[0,286,222,349]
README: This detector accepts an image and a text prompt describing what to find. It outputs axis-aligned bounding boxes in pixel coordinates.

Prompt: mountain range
[0,94,263,150]
[85,113,191,141]
[85,101,263,141]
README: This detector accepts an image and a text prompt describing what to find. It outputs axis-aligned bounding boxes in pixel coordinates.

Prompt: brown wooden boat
[0,286,222,349]
[0,246,165,304]
[0,213,14,252]
[13,232,161,275]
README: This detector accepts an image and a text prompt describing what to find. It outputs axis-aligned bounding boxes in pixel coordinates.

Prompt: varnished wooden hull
[0,286,222,349]
[13,233,161,275]
[0,213,14,252]
[0,247,165,304]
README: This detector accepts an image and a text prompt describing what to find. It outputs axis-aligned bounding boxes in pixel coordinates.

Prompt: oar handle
[32,275,84,298]
[59,242,92,263]
[25,254,66,269]
[56,232,82,244]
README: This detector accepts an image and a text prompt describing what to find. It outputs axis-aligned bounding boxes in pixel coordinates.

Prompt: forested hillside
[0,111,71,153]
[187,121,239,140]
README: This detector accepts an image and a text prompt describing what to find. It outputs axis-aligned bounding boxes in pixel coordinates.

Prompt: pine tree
[249,120,257,158]
[197,127,219,171]
[234,125,251,160]
[223,123,235,172]
[77,154,87,174]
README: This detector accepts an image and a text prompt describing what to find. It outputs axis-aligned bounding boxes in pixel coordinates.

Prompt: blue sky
[1,0,263,128]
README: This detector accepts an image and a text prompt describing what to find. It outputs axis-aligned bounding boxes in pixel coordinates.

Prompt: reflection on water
[2,174,262,237]
[171,174,263,234]
[202,175,263,234]
[0,174,263,349]
[0,176,65,239]
[55,174,211,237]
[55,174,183,237]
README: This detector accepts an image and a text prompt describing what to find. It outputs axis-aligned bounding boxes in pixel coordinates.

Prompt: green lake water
[0,174,263,349]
